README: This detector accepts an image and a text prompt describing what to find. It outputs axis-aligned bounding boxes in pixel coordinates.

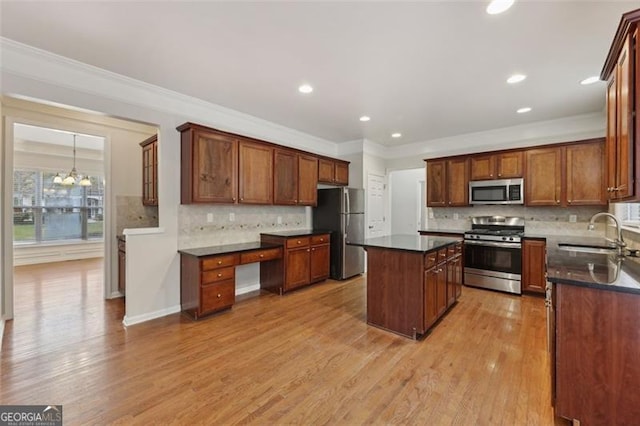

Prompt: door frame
[366,173,387,238]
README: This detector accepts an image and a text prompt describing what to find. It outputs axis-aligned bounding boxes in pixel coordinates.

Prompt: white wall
[390,168,425,235]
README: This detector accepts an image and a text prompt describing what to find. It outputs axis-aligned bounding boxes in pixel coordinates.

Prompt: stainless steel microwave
[469,178,524,205]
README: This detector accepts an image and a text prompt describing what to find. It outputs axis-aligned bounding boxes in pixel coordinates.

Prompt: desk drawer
[311,234,330,245]
[240,247,282,264]
[202,266,235,284]
[286,237,310,249]
[201,281,235,314]
[202,254,239,271]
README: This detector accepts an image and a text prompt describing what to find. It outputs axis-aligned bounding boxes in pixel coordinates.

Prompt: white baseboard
[122,304,181,327]
[108,291,124,299]
[236,284,260,295]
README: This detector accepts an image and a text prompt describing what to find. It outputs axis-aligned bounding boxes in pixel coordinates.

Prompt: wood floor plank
[2,259,569,425]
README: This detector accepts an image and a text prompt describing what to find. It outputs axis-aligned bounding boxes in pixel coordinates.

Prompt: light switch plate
[229,212,235,222]
[277,216,282,225]
[453,213,460,220]
[206,213,213,223]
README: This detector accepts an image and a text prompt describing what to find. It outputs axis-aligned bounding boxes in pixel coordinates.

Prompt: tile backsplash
[427,205,607,236]
[116,195,159,234]
[178,204,309,249]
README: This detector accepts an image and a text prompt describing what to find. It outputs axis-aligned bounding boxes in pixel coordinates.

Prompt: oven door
[464,240,522,275]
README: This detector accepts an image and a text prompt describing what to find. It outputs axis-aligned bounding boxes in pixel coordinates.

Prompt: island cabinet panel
[522,239,546,294]
[446,245,463,305]
[554,284,640,425]
[525,147,563,206]
[260,233,331,294]
[367,247,425,338]
[238,139,273,204]
[181,127,238,204]
[565,141,607,206]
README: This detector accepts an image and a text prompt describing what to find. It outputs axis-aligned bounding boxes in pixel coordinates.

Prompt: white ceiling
[0,1,635,146]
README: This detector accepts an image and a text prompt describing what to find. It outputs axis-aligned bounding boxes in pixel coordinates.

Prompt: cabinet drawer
[455,243,463,254]
[240,247,282,264]
[311,234,330,245]
[202,266,235,284]
[286,237,310,249]
[447,245,456,256]
[202,254,239,270]
[437,249,448,261]
[201,281,235,314]
[425,252,438,269]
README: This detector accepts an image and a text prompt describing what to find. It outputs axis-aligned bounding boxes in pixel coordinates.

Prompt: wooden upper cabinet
[298,154,318,205]
[446,158,469,206]
[566,141,607,206]
[426,160,447,207]
[526,147,562,206]
[180,125,238,204]
[238,139,273,204]
[274,150,318,206]
[140,135,158,206]
[470,151,523,180]
[601,10,639,202]
[318,158,349,185]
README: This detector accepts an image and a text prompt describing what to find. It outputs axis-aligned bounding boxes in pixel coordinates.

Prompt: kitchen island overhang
[348,235,463,339]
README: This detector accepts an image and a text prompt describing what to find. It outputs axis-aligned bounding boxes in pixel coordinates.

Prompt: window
[13,169,104,243]
[614,203,640,228]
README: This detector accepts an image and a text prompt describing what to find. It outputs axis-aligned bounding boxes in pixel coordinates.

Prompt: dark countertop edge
[178,242,282,257]
[260,229,332,237]
[418,229,466,236]
[348,237,460,254]
[548,276,640,296]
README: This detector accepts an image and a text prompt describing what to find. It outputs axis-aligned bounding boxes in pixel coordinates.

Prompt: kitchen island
[546,242,640,425]
[349,234,463,339]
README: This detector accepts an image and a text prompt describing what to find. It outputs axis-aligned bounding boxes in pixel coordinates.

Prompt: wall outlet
[277,216,282,225]
[569,214,577,223]
[206,213,213,223]
[229,212,235,222]
[453,213,460,220]
[428,210,434,219]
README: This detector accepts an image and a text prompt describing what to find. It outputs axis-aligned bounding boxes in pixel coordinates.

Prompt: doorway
[389,168,426,235]
[367,173,386,238]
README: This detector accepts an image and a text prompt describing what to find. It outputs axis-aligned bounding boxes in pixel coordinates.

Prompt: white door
[367,174,385,238]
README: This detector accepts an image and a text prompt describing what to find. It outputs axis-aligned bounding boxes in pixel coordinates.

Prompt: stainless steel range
[464,216,524,295]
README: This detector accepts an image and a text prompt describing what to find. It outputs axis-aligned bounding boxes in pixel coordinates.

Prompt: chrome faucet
[588,212,626,255]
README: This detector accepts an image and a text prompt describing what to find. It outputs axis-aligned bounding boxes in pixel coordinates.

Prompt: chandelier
[53,134,91,186]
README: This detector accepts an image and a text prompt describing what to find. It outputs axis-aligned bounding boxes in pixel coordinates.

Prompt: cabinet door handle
[311,248,315,251]
[217,273,222,277]
[568,200,572,204]
[556,200,560,204]
[232,197,236,202]
[217,293,221,298]
[259,254,264,258]
[217,261,222,265]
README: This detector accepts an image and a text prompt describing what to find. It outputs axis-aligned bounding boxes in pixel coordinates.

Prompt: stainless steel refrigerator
[313,188,365,280]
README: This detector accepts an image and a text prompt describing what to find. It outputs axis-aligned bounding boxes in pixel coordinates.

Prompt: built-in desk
[179,242,283,320]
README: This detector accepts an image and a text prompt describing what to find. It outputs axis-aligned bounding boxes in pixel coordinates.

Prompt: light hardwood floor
[2,259,568,425]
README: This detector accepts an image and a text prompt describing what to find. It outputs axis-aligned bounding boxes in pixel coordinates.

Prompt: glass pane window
[614,203,640,228]
[13,169,105,243]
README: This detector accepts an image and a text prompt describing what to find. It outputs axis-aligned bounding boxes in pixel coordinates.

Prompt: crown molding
[0,37,337,156]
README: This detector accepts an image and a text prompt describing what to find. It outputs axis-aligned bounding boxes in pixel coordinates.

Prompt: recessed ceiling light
[487,0,515,15]
[298,84,313,94]
[580,76,600,85]
[359,116,371,122]
[507,74,527,84]
[517,107,532,114]
[391,133,402,138]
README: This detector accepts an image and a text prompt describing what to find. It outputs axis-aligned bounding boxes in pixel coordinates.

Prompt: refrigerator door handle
[345,189,350,214]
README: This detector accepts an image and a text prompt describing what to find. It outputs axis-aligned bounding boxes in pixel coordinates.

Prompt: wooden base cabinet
[181,253,238,319]
[522,238,546,294]
[260,233,330,294]
[117,236,126,295]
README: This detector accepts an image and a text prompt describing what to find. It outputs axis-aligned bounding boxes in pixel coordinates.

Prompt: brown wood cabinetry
[140,135,158,206]
[602,11,639,201]
[425,158,469,207]
[318,158,349,185]
[238,139,273,204]
[274,149,318,206]
[525,139,606,207]
[522,239,546,294]
[470,151,523,181]
[553,283,640,424]
[260,233,330,294]
[117,237,126,295]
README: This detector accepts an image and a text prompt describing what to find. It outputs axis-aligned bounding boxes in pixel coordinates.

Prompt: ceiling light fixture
[507,74,527,84]
[359,116,371,122]
[580,76,600,85]
[486,0,515,15]
[391,133,402,138]
[298,84,313,94]
[58,134,91,186]
[517,107,532,114]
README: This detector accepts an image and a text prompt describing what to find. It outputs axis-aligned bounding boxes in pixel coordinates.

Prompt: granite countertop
[546,235,640,295]
[418,228,467,235]
[260,229,331,238]
[348,234,460,253]
[178,242,281,257]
